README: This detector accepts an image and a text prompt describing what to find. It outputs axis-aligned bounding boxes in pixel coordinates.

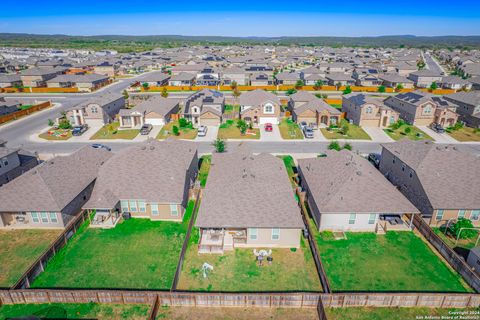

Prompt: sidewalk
[362,127,394,143]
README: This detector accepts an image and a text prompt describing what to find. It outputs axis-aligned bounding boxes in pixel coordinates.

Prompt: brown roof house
[195,147,304,253]
[182,89,225,126]
[288,91,342,127]
[83,139,198,228]
[239,89,281,125]
[343,93,399,128]
[443,92,480,128]
[384,91,458,127]
[66,92,125,126]
[298,150,419,233]
[119,97,180,128]
[379,140,480,227]
[0,146,112,229]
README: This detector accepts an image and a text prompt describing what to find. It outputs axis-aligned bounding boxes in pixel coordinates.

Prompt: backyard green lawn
[447,126,480,142]
[314,230,470,292]
[280,155,297,188]
[217,120,260,140]
[320,121,371,140]
[0,303,149,320]
[177,233,321,292]
[384,124,432,141]
[32,201,195,289]
[278,118,303,139]
[90,122,139,140]
[326,307,479,320]
[198,155,212,188]
[432,227,479,252]
[0,229,61,288]
[157,121,198,140]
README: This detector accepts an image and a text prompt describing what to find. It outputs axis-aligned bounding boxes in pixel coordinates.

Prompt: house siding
[244,228,301,248]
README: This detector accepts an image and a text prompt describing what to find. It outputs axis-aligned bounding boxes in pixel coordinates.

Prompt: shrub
[178,118,188,128]
[451,218,477,239]
[236,119,248,135]
[328,141,341,151]
[341,123,349,135]
[404,126,412,134]
[172,125,180,136]
[343,143,352,151]
[212,138,226,153]
[430,82,438,91]
[343,86,352,95]
[47,119,54,127]
[286,88,297,96]
[378,85,386,93]
[58,119,72,130]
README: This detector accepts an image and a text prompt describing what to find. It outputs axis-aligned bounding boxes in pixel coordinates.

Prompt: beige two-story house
[343,93,399,128]
[239,89,281,125]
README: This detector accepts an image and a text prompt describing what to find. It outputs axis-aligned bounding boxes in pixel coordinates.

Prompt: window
[368,214,376,224]
[151,204,159,215]
[472,210,480,221]
[129,200,137,212]
[423,104,432,114]
[401,163,405,172]
[91,106,98,113]
[366,106,373,114]
[393,156,396,164]
[458,210,466,219]
[436,210,444,221]
[409,170,414,178]
[31,212,39,223]
[2,157,8,166]
[121,200,129,212]
[249,228,258,240]
[349,213,356,224]
[41,212,49,223]
[263,103,274,114]
[138,201,146,213]
[170,204,178,216]
[49,212,58,223]
[272,228,280,240]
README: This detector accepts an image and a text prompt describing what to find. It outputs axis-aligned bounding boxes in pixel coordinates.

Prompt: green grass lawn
[0,229,61,288]
[447,126,480,142]
[38,128,72,140]
[320,121,371,140]
[31,202,195,289]
[198,155,212,188]
[177,233,321,292]
[326,307,479,320]
[224,104,240,116]
[90,122,139,140]
[18,104,33,110]
[432,227,479,251]
[217,120,260,140]
[0,303,149,320]
[278,118,304,139]
[280,155,297,188]
[384,124,432,141]
[313,230,470,292]
[157,121,198,140]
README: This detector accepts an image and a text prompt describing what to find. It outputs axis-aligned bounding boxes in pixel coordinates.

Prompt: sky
[1,1,480,37]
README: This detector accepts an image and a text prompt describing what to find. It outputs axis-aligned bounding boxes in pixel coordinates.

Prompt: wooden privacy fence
[413,215,480,293]
[10,210,90,290]
[0,101,52,125]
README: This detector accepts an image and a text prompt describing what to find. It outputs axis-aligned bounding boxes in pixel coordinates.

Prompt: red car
[264,123,273,132]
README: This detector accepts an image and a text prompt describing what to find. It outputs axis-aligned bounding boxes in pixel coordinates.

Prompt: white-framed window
[41,212,49,223]
[423,104,432,114]
[436,209,444,221]
[49,212,58,223]
[120,200,129,212]
[170,204,178,216]
[366,106,373,114]
[129,200,137,212]
[138,201,146,213]
[458,210,466,219]
[249,228,258,240]
[272,228,280,240]
[368,214,376,224]
[31,212,39,223]
[472,210,480,221]
[263,103,274,114]
[349,213,356,225]
[91,106,98,113]
[151,204,159,215]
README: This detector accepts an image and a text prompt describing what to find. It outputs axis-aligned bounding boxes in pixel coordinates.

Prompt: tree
[313,80,324,90]
[395,84,404,92]
[212,138,226,153]
[335,82,342,90]
[236,119,248,135]
[378,85,386,93]
[47,119,54,127]
[178,118,188,128]
[328,141,341,151]
[58,119,72,130]
[430,82,438,91]
[232,87,241,105]
[230,80,238,90]
[122,89,129,100]
[142,82,149,90]
[161,87,169,98]
[172,125,180,136]
[343,86,352,95]
[295,80,304,89]
[451,218,477,239]
[285,88,297,96]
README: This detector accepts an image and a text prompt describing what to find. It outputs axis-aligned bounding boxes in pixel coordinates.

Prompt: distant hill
[1,33,480,52]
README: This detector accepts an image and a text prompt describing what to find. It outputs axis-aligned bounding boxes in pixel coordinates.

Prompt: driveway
[418,126,458,143]
[362,127,394,143]
[260,124,283,142]
[69,119,105,142]
[195,126,219,142]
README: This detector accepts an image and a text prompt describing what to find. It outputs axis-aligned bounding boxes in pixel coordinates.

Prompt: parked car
[264,123,273,132]
[198,125,208,137]
[140,124,153,135]
[91,143,111,151]
[368,153,381,168]
[430,123,445,133]
[72,124,89,136]
[299,121,308,131]
[303,126,314,139]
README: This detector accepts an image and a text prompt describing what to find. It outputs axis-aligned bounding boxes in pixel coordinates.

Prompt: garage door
[200,118,220,126]
[259,117,279,125]
[145,118,165,126]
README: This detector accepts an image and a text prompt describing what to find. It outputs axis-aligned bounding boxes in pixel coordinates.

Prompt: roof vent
[141,146,146,150]
[242,169,247,178]
[150,146,155,150]
[356,171,362,176]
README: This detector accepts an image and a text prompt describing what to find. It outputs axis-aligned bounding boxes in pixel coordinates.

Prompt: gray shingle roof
[195,148,304,229]
[119,97,180,117]
[238,89,279,106]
